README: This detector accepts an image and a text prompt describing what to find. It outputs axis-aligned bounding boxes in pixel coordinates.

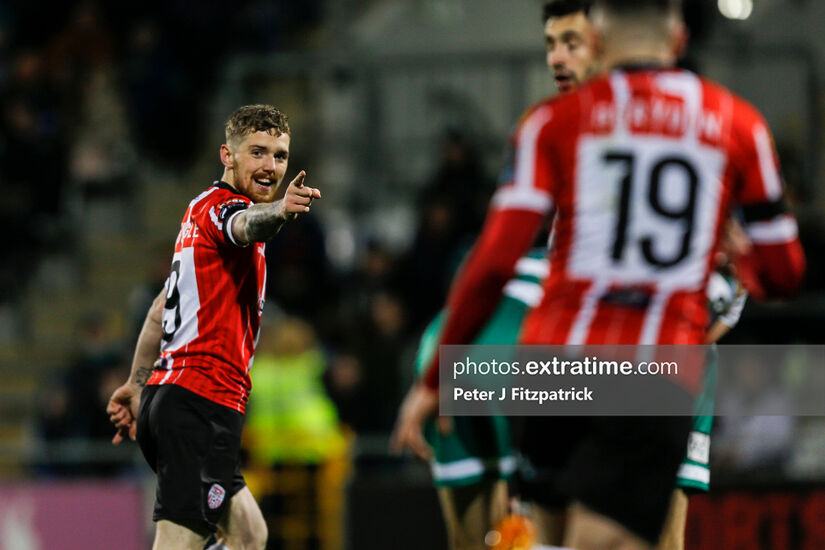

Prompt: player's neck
[221,168,238,190]
[603,44,674,72]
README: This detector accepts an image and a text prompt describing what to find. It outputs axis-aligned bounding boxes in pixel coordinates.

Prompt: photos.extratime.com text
[452,356,678,380]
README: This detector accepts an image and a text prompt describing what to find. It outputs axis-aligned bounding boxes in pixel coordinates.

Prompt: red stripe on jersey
[147,183,266,413]
[657,291,707,345]
[519,279,591,345]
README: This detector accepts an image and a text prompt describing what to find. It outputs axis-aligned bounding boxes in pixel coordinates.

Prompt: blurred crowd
[0,0,321,313]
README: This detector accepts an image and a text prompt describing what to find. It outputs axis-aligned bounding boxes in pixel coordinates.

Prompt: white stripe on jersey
[491,186,553,213]
[639,289,671,345]
[515,106,554,192]
[225,209,245,247]
[609,72,631,136]
[566,279,607,345]
[754,125,783,201]
[514,256,550,279]
[746,215,798,244]
[654,70,702,139]
[162,247,201,352]
[503,279,544,307]
[493,106,555,214]
[158,367,174,385]
[188,186,219,220]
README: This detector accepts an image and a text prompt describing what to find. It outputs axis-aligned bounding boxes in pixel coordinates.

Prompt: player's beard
[249,173,278,203]
[234,160,277,203]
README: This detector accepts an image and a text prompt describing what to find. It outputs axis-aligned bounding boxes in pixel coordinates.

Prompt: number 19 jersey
[147,182,266,413]
[503,67,804,347]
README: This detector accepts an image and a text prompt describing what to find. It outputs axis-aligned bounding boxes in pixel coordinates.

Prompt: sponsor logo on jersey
[207,483,226,509]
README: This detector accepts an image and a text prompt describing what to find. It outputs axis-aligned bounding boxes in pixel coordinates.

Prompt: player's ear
[220,143,233,169]
[591,27,605,60]
[670,16,688,59]
[588,7,607,59]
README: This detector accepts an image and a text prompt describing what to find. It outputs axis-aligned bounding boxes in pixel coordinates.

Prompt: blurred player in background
[657,222,748,550]
[106,104,321,550]
[405,248,547,550]
[396,0,805,547]
[394,2,598,549]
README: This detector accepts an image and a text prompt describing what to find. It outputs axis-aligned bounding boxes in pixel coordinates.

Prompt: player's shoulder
[697,75,765,128]
[204,181,251,204]
[186,182,252,238]
[515,97,556,132]
[513,88,585,139]
[191,182,250,212]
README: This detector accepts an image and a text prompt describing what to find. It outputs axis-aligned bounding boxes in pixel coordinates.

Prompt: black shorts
[517,411,691,544]
[137,384,246,533]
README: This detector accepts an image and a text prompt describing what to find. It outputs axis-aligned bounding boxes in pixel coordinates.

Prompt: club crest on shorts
[207,483,226,509]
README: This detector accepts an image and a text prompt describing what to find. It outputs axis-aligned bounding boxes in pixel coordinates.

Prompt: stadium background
[0,0,823,548]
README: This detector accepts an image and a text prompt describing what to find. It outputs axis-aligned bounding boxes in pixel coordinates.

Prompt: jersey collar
[212,180,243,195]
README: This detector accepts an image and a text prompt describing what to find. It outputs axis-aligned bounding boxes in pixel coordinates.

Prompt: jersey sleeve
[490,104,558,216]
[729,102,805,298]
[198,192,253,248]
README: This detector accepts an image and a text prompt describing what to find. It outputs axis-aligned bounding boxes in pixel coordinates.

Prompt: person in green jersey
[411,250,548,550]
[658,263,747,550]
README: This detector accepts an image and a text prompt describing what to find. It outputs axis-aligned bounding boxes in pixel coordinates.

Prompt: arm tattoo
[241,202,287,243]
[131,366,152,387]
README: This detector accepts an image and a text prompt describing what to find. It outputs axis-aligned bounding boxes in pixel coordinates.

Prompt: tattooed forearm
[130,366,152,387]
[125,288,164,390]
[240,201,288,243]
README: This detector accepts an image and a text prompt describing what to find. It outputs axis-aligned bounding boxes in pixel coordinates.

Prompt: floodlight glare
[718,0,754,20]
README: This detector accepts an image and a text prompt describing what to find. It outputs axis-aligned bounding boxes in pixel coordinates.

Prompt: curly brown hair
[225,104,290,146]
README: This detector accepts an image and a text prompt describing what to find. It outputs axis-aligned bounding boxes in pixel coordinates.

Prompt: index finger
[290,170,306,188]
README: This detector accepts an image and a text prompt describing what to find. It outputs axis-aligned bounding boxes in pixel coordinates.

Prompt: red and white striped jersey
[147,181,266,413]
[423,67,804,389]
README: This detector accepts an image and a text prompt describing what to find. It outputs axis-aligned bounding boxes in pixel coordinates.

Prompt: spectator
[244,317,349,550]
